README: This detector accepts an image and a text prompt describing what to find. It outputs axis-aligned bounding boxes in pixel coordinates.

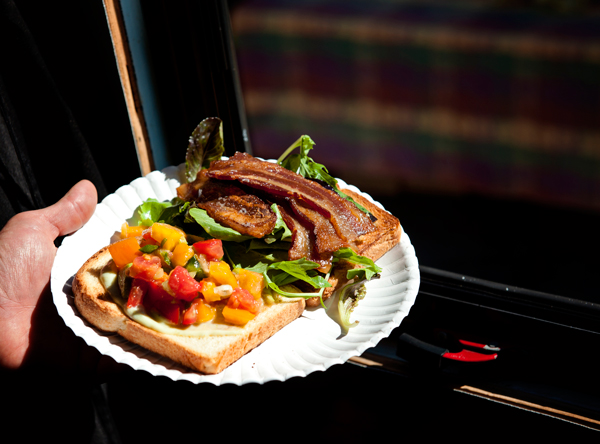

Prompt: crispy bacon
[277,204,333,273]
[286,198,346,255]
[207,153,375,245]
[182,171,277,238]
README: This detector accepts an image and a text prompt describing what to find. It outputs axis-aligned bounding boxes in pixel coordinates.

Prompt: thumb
[42,180,98,238]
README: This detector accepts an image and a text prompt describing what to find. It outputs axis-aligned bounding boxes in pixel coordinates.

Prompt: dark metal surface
[353,265,600,430]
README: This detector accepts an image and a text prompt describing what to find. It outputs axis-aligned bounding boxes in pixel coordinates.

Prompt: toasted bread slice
[72,248,306,374]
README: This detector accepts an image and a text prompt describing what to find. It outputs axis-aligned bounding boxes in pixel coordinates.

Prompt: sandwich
[72,117,401,374]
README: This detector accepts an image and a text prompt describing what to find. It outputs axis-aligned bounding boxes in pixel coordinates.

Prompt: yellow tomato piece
[108,237,141,269]
[150,222,186,251]
[200,280,219,302]
[222,306,256,325]
[196,300,216,323]
[171,243,194,267]
[120,222,148,239]
[235,268,264,300]
[208,261,238,288]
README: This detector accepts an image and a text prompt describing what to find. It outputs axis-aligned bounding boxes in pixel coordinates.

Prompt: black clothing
[0,1,136,442]
[0,0,139,228]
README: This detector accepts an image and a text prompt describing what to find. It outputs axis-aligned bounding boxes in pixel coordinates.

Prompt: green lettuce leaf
[137,199,173,226]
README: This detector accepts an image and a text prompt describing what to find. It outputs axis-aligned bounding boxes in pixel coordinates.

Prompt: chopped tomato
[182,300,199,325]
[108,237,141,269]
[127,278,148,309]
[171,243,194,267]
[120,222,148,239]
[222,306,256,325]
[208,261,238,288]
[235,268,264,300]
[226,287,260,314]
[198,279,219,302]
[193,239,223,261]
[129,254,167,282]
[182,298,215,325]
[142,228,154,241]
[144,281,183,324]
[168,266,202,302]
[151,223,186,251]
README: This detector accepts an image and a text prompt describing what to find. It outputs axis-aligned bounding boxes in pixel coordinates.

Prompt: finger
[43,180,98,238]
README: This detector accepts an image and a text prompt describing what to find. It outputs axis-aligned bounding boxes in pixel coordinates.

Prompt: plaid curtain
[231,0,600,210]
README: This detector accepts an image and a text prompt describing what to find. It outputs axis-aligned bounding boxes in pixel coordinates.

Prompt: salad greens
[137,198,173,227]
[134,117,382,325]
[277,135,371,215]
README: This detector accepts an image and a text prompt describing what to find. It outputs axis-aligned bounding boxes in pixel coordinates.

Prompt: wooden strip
[350,352,600,429]
[458,385,600,429]
[102,0,154,175]
[348,356,384,368]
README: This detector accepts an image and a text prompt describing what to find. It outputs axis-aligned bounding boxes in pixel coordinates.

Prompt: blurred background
[227,0,600,299]
[231,0,600,209]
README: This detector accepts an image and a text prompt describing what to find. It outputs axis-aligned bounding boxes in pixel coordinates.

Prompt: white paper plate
[50,163,420,385]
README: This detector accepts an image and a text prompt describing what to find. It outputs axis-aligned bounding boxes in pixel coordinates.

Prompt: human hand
[0,180,122,376]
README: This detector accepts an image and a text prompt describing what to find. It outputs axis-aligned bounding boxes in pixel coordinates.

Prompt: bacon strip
[286,198,346,255]
[181,171,277,238]
[207,153,375,245]
[278,204,332,273]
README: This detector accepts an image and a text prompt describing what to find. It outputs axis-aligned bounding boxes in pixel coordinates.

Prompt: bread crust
[73,248,306,374]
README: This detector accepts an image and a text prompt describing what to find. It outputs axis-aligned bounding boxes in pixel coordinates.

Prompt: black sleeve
[0,0,139,228]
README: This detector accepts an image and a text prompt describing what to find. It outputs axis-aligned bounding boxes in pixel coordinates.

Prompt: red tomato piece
[168,266,202,302]
[226,287,260,314]
[127,278,148,309]
[129,255,165,282]
[144,281,183,324]
[193,239,223,261]
[182,298,201,325]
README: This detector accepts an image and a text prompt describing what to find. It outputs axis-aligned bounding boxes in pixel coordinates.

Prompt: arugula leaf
[333,248,382,281]
[259,258,330,307]
[333,188,370,215]
[277,135,324,180]
[185,117,225,183]
[227,242,329,300]
[277,135,371,215]
[267,258,331,289]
